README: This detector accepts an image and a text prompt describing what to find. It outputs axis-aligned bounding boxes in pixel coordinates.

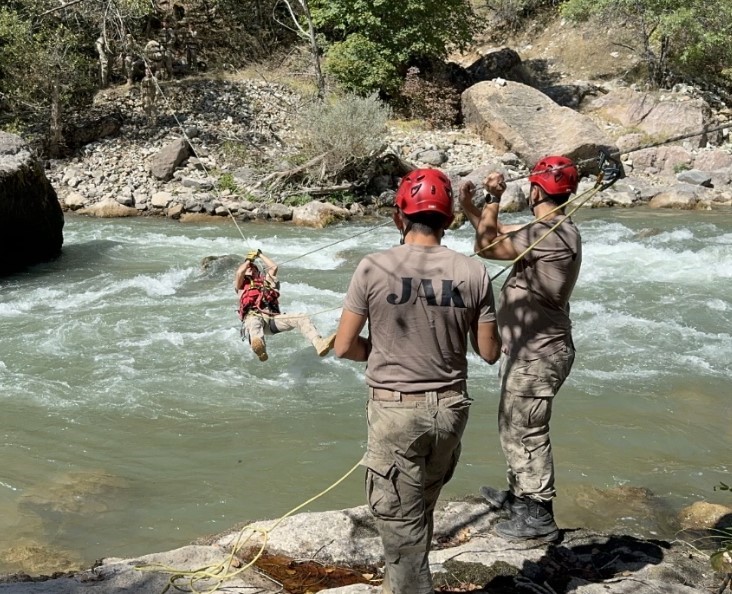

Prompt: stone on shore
[0,502,721,594]
[461,80,617,171]
[77,198,138,218]
[292,200,350,228]
[0,132,64,276]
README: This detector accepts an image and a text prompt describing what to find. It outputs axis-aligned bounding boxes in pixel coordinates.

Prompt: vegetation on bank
[2,0,732,157]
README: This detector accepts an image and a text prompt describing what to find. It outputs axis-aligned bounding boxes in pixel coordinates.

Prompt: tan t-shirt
[343,244,496,392]
[498,217,582,359]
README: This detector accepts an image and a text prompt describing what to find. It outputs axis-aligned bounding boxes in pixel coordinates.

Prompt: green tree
[0,0,152,153]
[560,0,732,87]
[310,0,477,96]
[0,8,94,155]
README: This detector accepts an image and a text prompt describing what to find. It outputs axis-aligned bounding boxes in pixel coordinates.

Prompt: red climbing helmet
[395,168,454,224]
[529,156,579,196]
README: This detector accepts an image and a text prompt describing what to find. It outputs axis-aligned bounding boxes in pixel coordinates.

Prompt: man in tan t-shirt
[459,156,581,543]
[335,169,500,594]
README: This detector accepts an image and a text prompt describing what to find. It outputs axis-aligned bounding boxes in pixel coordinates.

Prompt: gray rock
[150,191,172,208]
[0,501,716,594]
[267,202,293,221]
[149,138,191,181]
[462,80,617,173]
[292,201,350,228]
[585,88,719,148]
[415,150,447,166]
[180,176,214,190]
[648,184,702,209]
[0,132,64,275]
[676,169,713,187]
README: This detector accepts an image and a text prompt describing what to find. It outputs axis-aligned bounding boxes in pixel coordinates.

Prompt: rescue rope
[103,14,731,273]
[136,460,362,594]
[489,183,601,282]
[468,182,595,260]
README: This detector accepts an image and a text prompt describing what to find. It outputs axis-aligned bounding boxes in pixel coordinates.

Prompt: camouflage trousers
[362,385,471,594]
[497,345,575,501]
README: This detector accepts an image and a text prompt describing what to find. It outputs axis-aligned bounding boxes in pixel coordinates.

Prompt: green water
[0,209,730,573]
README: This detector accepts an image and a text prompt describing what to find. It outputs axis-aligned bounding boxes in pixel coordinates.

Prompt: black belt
[369,382,466,402]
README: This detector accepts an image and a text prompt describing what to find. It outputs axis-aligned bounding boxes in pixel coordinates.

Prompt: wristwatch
[485,192,501,205]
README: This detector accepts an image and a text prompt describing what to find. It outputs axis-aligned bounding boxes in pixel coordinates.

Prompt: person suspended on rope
[459,156,581,543]
[334,169,501,594]
[234,249,335,362]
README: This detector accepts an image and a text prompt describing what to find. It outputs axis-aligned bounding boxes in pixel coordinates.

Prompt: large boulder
[65,113,122,150]
[447,47,539,93]
[585,88,720,148]
[0,132,64,276]
[462,80,617,172]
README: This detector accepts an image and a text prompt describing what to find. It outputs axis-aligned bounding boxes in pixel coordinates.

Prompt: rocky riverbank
[45,76,732,228]
[1,499,730,594]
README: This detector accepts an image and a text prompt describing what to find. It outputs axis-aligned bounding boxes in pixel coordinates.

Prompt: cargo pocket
[511,394,553,430]
[441,442,462,485]
[364,455,401,521]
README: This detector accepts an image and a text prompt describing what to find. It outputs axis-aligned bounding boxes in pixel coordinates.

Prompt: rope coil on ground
[136,461,362,594]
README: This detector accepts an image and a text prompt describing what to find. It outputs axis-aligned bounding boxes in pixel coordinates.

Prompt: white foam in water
[705,298,728,311]
[1,213,730,568]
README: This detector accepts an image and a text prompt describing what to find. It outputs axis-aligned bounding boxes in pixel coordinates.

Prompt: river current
[0,208,730,573]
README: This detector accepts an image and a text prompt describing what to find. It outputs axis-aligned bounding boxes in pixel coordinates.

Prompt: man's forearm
[475,203,500,254]
[339,335,371,362]
[462,200,482,231]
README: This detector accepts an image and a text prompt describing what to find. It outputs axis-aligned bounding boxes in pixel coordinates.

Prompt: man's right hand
[483,172,507,200]
[245,249,260,262]
[458,180,477,210]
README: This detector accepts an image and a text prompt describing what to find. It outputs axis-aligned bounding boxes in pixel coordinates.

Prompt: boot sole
[251,338,268,361]
[315,333,336,357]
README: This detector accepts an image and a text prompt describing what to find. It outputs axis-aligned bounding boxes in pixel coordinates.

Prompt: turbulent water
[0,208,730,573]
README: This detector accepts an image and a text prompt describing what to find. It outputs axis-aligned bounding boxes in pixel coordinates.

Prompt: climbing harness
[237,275,281,319]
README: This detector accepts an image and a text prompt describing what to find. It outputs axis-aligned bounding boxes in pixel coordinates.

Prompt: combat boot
[251,337,268,361]
[494,497,559,543]
[479,486,529,518]
[313,333,336,357]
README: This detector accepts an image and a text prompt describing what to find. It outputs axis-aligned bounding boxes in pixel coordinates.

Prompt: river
[0,208,730,573]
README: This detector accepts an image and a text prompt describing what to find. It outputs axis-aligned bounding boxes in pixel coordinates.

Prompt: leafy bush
[324,34,400,96]
[283,193,312,206]
[311,0,476,96]
[220,140,249,167]
[486,0,564,30]
[561,0,732,87]
[217,172,240,193]
[295,93,391,181]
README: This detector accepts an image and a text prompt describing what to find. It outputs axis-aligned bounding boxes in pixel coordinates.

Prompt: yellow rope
[137,460,362,594]
[469,181,599,260]
[488,183,602,282]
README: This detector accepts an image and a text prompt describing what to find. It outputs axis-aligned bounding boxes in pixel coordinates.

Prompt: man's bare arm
[334,310,370,362]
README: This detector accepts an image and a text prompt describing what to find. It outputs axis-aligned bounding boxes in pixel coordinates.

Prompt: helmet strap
[394,208,409,245]
[400,221,412,245]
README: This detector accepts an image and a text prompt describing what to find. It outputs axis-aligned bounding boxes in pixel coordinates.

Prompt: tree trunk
[49,78,63,158]
[300,0,326,100]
